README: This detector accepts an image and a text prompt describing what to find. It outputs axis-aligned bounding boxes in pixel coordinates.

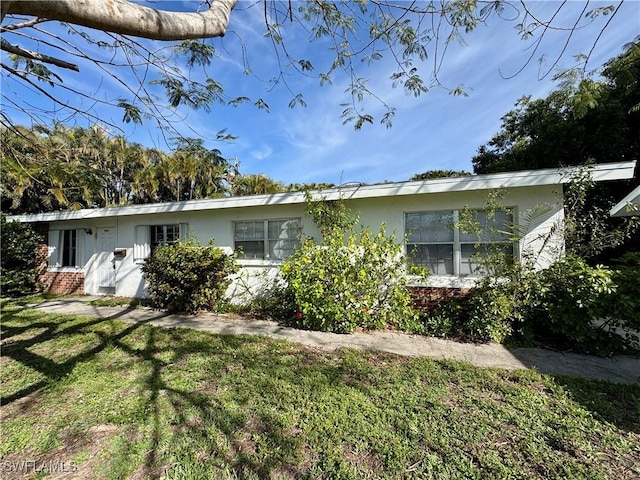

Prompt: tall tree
[471,41,640,261]
[0,123,107,212]
[473,40,640,174]
[0,124,231,212]
[0,1,626,137]
[230,173,286,196]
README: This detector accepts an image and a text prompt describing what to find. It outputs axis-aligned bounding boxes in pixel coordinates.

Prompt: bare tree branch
[1,38,79,71]
[0,16,49,32]
[3,0,238,41]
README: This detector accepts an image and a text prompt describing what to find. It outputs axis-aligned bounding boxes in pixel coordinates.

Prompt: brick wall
[41,271,85,295]
[409,286,471,312]
[32,222,85,295]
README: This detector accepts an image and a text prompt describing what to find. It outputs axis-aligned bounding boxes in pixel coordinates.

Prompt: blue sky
[2,1,639,185]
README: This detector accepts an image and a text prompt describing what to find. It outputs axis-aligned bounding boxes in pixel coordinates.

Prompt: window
[48,229,83,268]
[405,209,514,276]
[234,219,302,260]
[61,229,77,267]
[151,225,181,252]
[459,210,514,275]
[134,224,187,261]
[405,211,454,275]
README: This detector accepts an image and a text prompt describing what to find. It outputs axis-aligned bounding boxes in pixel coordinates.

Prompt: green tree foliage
[229,173,286,196]
[471,42,640,261]
[0,215,43,296]
[141,238,238,314]
[0,122,342,214]
[0,1,625,134]
[153,138,229,202]
[281,195,426,334]
[1,124,107,213]
[409,170,472,181]
[472,42,640,174]
[0,124,231,214]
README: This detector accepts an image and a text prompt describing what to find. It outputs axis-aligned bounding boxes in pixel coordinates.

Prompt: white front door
[96,227,116,289]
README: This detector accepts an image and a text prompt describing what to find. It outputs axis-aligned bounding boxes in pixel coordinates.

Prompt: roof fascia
[8,161,636,223]
[610,185,640,217]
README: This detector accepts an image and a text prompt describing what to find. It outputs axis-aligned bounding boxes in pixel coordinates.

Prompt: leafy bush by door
[141,238,238,314]
[1,215,43,296]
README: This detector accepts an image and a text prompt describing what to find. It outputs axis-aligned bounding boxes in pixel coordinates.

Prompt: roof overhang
[7,161,636,223]
[610,185,640,217]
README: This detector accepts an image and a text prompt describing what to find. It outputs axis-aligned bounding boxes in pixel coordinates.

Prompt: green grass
[1,298,639,480]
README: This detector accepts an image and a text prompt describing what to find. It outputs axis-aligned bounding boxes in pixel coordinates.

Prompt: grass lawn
[1,298,639,479]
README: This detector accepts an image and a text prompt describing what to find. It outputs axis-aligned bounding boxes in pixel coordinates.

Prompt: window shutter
[75,229,86,268]
[48,230,61,268]
[134,225,150,261]
[179,223,189,241]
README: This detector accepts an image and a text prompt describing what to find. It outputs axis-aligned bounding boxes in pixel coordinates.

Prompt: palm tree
[230,173,286,196]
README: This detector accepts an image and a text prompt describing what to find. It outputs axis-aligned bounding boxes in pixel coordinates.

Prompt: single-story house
[6,161,636,303]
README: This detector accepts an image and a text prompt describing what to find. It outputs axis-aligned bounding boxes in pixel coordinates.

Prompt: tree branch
[1,16,50,32]
[3,0,238,41]
[1,38,79,71]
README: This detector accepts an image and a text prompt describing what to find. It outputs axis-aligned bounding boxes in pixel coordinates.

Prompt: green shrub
[600,252,640,347]
[281,225,425,333]
[423,266,543,343]
[537,256,615,345]
[0,215,43,296]
[141,238,238,314]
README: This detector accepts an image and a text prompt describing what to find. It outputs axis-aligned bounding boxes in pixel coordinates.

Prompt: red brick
[408,286,471,312]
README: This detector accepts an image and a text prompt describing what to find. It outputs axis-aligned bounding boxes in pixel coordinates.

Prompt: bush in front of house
[141,238,238,314]
[422,255,637,354]
[586,252,640,349]
[281,224,426,334]
[422,265,544,343]
[0,215,43,296]
[534,256,616,347]
[607,253,640,338]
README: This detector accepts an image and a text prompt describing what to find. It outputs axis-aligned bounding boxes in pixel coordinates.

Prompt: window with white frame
[151,225,181,252]
[405,211,455,275]
[134,223,187,261]
[405,209,514,276]
[48,229,83,268]
[234,219,302,260]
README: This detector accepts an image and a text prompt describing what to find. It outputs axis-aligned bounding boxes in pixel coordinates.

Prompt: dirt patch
[1,424,120,480]
[344,443,383,474]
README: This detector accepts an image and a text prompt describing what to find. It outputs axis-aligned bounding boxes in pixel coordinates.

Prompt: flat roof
[610,185,640,217]
[8,161,636,223]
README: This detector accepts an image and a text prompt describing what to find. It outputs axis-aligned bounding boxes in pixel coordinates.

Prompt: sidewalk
[31,297,640,385]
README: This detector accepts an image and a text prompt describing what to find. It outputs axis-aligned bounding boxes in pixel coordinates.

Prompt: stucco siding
[35,184,563,299]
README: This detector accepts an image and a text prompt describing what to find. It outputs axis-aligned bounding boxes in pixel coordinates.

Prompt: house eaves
[8,161,636,223]
[610,185,640,217]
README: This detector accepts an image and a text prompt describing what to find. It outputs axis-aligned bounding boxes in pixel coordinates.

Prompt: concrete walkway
[30,297,640,385]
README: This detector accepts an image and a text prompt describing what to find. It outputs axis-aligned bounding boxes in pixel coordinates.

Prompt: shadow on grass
[0,305,321,479]
[2,301,639,479]
[550,375,640,434]
[0,307,157,404]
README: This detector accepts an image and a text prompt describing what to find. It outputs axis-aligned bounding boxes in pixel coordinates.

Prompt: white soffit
[610,185,640,217]
[8,161,637,223]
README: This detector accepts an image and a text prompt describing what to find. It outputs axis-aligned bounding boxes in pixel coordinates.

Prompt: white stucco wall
[41,184,564,299]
